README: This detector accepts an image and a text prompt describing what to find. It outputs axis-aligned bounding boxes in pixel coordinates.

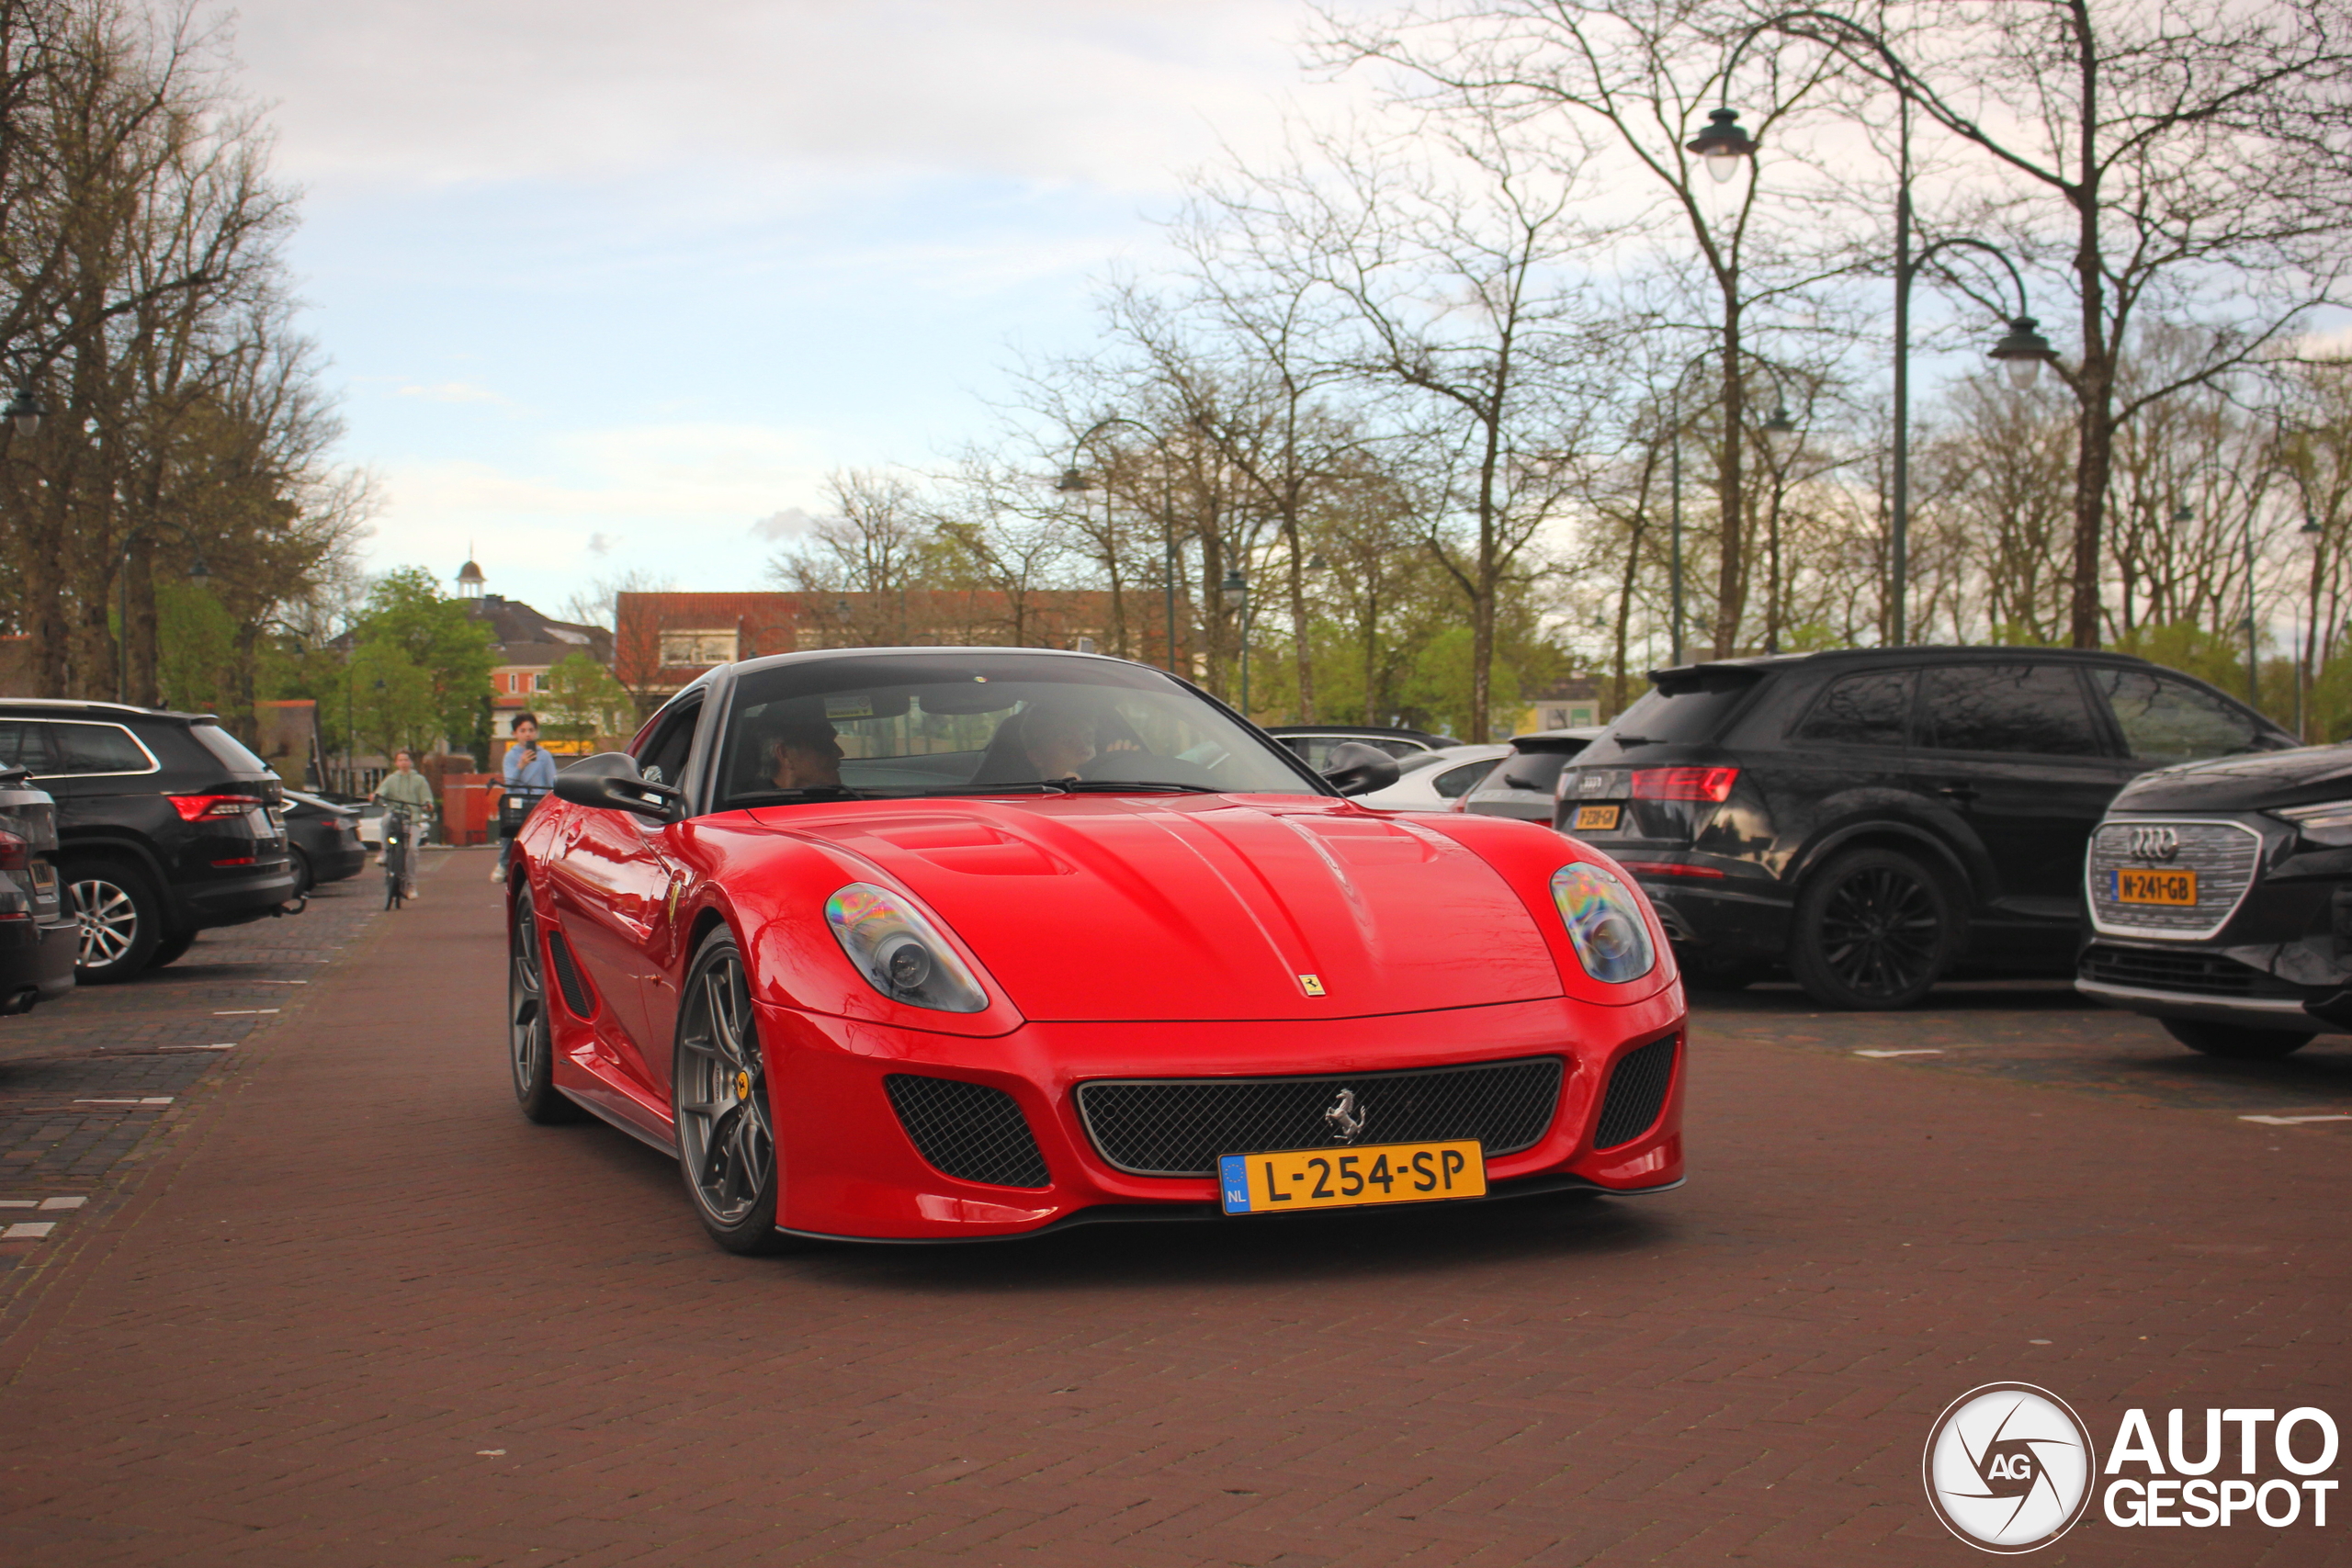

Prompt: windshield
[714,653,1318,808]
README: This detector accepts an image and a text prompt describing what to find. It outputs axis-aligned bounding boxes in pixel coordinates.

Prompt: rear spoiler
[1645,662,1770,696]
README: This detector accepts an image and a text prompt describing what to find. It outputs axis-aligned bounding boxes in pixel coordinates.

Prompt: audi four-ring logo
[2127,826,2180,862]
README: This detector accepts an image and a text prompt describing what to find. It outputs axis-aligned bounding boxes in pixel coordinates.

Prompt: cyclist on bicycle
[492,713,556,884]
[372,749,436,902]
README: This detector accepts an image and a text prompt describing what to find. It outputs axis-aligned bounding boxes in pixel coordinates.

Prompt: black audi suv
[1553,649,2292,1008]
[0,701,299,982]
[2076,744,2352,1057]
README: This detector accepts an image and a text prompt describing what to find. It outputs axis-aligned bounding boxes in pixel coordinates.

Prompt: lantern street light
[4,387,45,439]
[1684,108,1758,184]
[1707,11,2064,647]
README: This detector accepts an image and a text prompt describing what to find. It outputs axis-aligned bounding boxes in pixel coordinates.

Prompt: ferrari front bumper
[761,990,1687,1241]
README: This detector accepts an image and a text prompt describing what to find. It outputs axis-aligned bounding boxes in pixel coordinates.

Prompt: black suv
[2078,744,2352,1058]
[1554,649,2293,1008]
[0,764,74,1014]
[0,702,299,982]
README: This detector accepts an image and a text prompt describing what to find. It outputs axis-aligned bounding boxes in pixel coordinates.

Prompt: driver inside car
[765,714,844,791]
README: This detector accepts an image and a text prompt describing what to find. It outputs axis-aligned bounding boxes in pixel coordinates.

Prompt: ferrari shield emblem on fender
[1298,974,1326,997]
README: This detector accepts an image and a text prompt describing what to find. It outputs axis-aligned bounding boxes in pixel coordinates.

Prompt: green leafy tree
[345,639,444,762]
[351,567,493,752]
[540,652,636,745]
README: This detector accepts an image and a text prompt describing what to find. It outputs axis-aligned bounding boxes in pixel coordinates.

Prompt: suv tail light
[0,829,26,872]
[166,794,265,821]
[1630,767,1739,803]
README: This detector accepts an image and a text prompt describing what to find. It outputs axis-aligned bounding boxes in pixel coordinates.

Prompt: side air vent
[884,1075,1050,1190]
[546,928,595,1018]
[1593,1034,1678,1150]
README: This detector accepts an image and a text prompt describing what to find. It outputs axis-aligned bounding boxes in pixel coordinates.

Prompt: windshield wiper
[730,786,873,805]
[1056,780,1224,794]
[913,782,1074,796]
[921,779,1227,796]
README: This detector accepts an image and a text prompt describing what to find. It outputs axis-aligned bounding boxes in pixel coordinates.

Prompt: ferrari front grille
[1592,1034,1678,1150]
[546,928,594,1018]
[884,1075,1050,1190]
[1075,1056,1565,1178]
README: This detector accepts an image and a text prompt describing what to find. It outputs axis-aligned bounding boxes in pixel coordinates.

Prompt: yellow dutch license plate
[1218,1140,1486,1215]
[1574,804,1621,831]
[2115,866,2198,906]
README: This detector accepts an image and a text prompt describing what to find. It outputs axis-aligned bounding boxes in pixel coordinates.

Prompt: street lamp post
[1060,415,1181,672]
[116,521,209,705]
[1658,348,1802,664]
[1222,569,1250,714]
[1707,11,2059,646]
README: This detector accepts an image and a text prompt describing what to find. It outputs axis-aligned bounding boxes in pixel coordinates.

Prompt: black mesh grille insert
[2078,944,2286,998]
[546,928,594,1018]
[1076,1056,1564,1178]
[885,1075,1050,1189]
[1593,1035,1677,1150]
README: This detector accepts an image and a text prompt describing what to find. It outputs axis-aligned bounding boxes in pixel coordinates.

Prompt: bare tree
[1807,0,2352,646]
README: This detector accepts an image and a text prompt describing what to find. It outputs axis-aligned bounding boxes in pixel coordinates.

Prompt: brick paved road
[0,864,2342,1567]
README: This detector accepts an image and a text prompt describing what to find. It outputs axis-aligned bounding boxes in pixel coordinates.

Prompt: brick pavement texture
[0,866,2343,1568]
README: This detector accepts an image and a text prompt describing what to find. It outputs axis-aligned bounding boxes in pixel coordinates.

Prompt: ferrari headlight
[2275,800,2352,847]
[823,883,989,1012]
[1550,862,1657,985]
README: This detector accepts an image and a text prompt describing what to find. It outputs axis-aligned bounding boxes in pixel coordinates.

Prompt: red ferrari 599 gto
[510,648,1685,1252]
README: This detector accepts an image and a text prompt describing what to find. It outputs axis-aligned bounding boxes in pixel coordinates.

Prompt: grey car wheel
[67,860,162,984]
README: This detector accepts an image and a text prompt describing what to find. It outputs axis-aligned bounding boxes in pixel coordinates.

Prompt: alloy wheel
[70,877,139,968]
[510,897,548,1100]
[1815,865,1942,1000]
[674,952,774,1226]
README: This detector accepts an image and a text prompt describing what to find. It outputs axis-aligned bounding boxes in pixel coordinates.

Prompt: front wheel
[509,888,582,1123]
[673,927,797,1255]
[1788,847,1962,1010]
[2162,1020,2314,1060]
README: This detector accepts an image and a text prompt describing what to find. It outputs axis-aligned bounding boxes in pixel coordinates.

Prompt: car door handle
[1936,784,1980,803]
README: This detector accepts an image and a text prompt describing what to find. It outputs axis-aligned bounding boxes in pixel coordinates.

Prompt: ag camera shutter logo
[1923,1383,2094,1552]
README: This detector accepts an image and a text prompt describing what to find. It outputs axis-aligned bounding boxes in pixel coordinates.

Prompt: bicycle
[381,805,423,909]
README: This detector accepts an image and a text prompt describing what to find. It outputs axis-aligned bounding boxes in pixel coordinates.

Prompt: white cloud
[751,506,817,542]
[227,0,1351,196]
[585,531,617,556]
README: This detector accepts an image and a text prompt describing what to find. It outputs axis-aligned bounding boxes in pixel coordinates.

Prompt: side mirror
[1320,740,1402,797]
[553,751,685,823]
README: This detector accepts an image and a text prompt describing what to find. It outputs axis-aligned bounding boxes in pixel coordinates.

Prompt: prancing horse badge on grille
[1324,1089,1367,1143]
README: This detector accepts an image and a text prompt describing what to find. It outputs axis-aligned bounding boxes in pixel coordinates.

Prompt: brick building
[454,559,613,753]
[613,589,1121,708]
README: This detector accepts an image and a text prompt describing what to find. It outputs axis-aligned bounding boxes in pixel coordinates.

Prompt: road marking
[1854,1049,1942,1058]
[211,1009,279,1015]
[258,979,307,985]
[2239,1113,2352,1126]
[0,1201,34,1209]
[3,1223,56,1240]
[39,1196,85,1210]
[476,1449,506,1456]
[71,1098,174,1107]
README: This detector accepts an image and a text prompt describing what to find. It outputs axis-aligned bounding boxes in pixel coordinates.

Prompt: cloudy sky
[228,0,1354,617]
